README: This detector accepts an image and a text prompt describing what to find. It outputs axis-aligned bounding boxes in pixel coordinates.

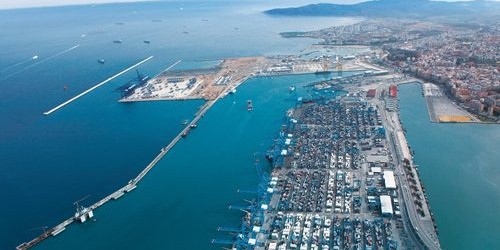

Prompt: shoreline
[214,72,441,249]
[18,59,434,250]
[355,70,441,249]
[353,62,495,125]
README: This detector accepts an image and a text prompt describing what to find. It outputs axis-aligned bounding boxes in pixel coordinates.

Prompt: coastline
[21,57,443,250]
[354,61,494,125]
[17,64,323,249]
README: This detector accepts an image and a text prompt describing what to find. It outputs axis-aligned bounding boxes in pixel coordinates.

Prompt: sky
[0,0,147,9]
[0,0,495,10]
[0,0,364,10]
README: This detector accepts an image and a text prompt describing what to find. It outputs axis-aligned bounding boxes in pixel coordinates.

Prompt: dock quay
[214,92,440,249]
[119,55,373,104]
[120,57,268,102]
[421,83,477,123]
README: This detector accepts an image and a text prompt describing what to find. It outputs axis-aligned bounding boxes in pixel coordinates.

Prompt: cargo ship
[118,70,150,97]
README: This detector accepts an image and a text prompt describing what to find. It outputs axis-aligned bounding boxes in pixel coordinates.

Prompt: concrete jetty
[43,56,154,116]
[17,66,241,250]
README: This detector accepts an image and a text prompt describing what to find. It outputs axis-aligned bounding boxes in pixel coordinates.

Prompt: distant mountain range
[264,0,500,20]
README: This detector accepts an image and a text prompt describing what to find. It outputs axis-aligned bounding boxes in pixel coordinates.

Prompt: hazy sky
[0,0,374,10]
[0,0,494,10]
[0,0,148,9]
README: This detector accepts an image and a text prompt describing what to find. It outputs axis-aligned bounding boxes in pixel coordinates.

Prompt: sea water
[0,1,359,248]
[398,84,500,250]
[34,73,344,250]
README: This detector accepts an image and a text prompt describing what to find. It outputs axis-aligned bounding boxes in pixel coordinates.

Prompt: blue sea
[1,1,498,250]
[398,84,500,250]
[0,1,359,249]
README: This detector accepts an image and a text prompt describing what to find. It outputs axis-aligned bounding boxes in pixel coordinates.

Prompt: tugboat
[247,100,253,112]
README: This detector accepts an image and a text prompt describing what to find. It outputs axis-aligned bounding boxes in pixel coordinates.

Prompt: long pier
[18,67,242,250]
[156,59,182,77]
[43,56,154,116]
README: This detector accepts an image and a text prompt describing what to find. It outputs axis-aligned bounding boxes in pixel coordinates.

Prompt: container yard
[214,90,439,249]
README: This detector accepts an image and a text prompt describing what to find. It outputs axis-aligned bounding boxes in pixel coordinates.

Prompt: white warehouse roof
[380,195,393,215]
[383,170,396,189]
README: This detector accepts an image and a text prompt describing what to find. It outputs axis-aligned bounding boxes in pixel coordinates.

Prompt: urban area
[285,19,499,122]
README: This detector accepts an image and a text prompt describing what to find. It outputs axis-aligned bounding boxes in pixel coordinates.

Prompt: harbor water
[398,84,500,250]
[1,1,498,249]
[0,2,358,248]
[33,73,339,250]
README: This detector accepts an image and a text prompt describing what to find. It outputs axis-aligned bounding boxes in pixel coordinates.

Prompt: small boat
[289,86,296,92]
[181,131,188,137]
[113,40,123,44]
[32,55,39,60]
[190,124,197,129]
[182,119,189,125]
[247,100,253,111]
[98,59,105,64]
[63,84,68,91]
[229,88,236,94]
[143,40,151,44]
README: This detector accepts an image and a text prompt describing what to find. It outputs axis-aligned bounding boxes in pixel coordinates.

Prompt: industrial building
[367,89,376,98]
[384,170,397,189]
[380,195,394,216]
